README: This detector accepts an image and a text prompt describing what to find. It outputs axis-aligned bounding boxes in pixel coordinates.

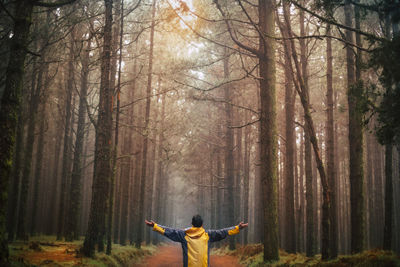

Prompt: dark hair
[192,214,203,227]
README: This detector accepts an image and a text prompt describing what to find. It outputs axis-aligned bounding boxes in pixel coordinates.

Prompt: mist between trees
[0,0,399,265]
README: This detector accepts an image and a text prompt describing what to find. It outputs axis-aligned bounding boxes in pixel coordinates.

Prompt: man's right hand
[145,220,155,227]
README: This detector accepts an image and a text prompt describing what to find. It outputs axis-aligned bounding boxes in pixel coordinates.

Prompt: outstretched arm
[145,220,185,243]
[207,222,248,242]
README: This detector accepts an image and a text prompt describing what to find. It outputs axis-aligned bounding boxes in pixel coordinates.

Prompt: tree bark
[17,43,43,240]
[0,0,33,262]
[345,0,365,254]
[259,0,279,261]
[31,58,50,236]
[7,80,26,242]
[57,28,76,240]
[83,0,113,256]
[280,5,332,260]
[326,24,338,258]
[65,38,90,241]
[243,113,250,244]
[297,6,315,257]
[283,1,296,252]
[153,88,165,245]
[383,143,393,250]
[128,55,139,245]
[223,50,235,250]
[136,0,156,248]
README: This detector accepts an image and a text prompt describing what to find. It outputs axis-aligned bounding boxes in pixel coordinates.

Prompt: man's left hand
[238,222,248,229]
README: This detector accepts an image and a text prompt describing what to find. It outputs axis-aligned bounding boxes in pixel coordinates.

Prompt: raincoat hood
[185,227,205,239]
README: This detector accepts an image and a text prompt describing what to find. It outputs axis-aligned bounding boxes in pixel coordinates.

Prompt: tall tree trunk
[235,115,242,244]
[210,148,216,230]
[7,84,26,242]
[383,144,393,250]
[128,55,139,245]
[136,0,156,248]
[283,1,296,252]
[223,50,235,250]
[297,6,315,257]
[107,0,124,253]
[298,127,305,252]
[145,94,158,245]
[83,0,113,256]
[216,131,223,236]
[280,6,332,260]
[344,0,365,254]
[31,59,50,236]
[119,63,133,246]
[153,86,165,245]
[17,45,43,240]
[243,113,250,244]
[326,24,338,258]
[57,28,76,240]
[259,0,279,261]
[65,38,90,242]
[0,0,33,261]
[49,106,63,235]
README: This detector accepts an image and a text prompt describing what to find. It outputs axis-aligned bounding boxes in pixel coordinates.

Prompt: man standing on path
[145,214,248,267]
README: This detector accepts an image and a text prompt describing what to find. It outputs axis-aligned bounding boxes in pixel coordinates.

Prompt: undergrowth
[213,244,400,267]
[8,235,155,266]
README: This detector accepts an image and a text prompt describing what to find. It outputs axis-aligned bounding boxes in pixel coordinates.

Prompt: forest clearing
[1,0,400,266]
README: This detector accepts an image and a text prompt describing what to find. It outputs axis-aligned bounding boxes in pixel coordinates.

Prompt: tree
[57,26,76,240]
[326,23,338,258]
[258,0,279,261]
[344,0,365,254]
[283,0,296,253]
[0,0,76,263]
[83,0,114,256]
[65,34,90,242]
[136,0,156,248]
[223,50,235,250]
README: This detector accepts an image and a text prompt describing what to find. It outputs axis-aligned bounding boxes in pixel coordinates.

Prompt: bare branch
[34,0,78,8]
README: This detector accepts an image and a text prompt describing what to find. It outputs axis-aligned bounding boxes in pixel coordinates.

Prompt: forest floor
[8,236,155,267]
[213,243,400,267]
[129,244,243,266]
[8,238,400,267]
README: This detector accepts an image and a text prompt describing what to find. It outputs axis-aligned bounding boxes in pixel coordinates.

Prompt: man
[145,215,248,267]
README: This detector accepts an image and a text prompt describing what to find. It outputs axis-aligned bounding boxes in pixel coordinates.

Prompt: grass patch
[9,236,155,266]
[212,244,400,267]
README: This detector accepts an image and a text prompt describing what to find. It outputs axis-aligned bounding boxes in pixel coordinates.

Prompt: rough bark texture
[107,0,123,254]
[128,56,139,245]
[119,66,132,246]
[7,82,26,242]
[296,7,315,257]
[223,51,235,250]
[259,0,279,261]
[0,0,33,263]
[344,0,365,254]
[383,143,393,250]
[57,29,76,240]
[31,59,49,236]
[136,0,155,248]
[65,40,89,241]
[17,45,42,241]
[283,1,296,253]
[153,89,165,245]
[243,114,250,244]
[280,6,331,260]
[83,0,113,256]
[326,24,338,258]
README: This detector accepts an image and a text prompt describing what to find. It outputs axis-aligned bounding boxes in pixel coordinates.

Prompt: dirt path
[130,245,243,267]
